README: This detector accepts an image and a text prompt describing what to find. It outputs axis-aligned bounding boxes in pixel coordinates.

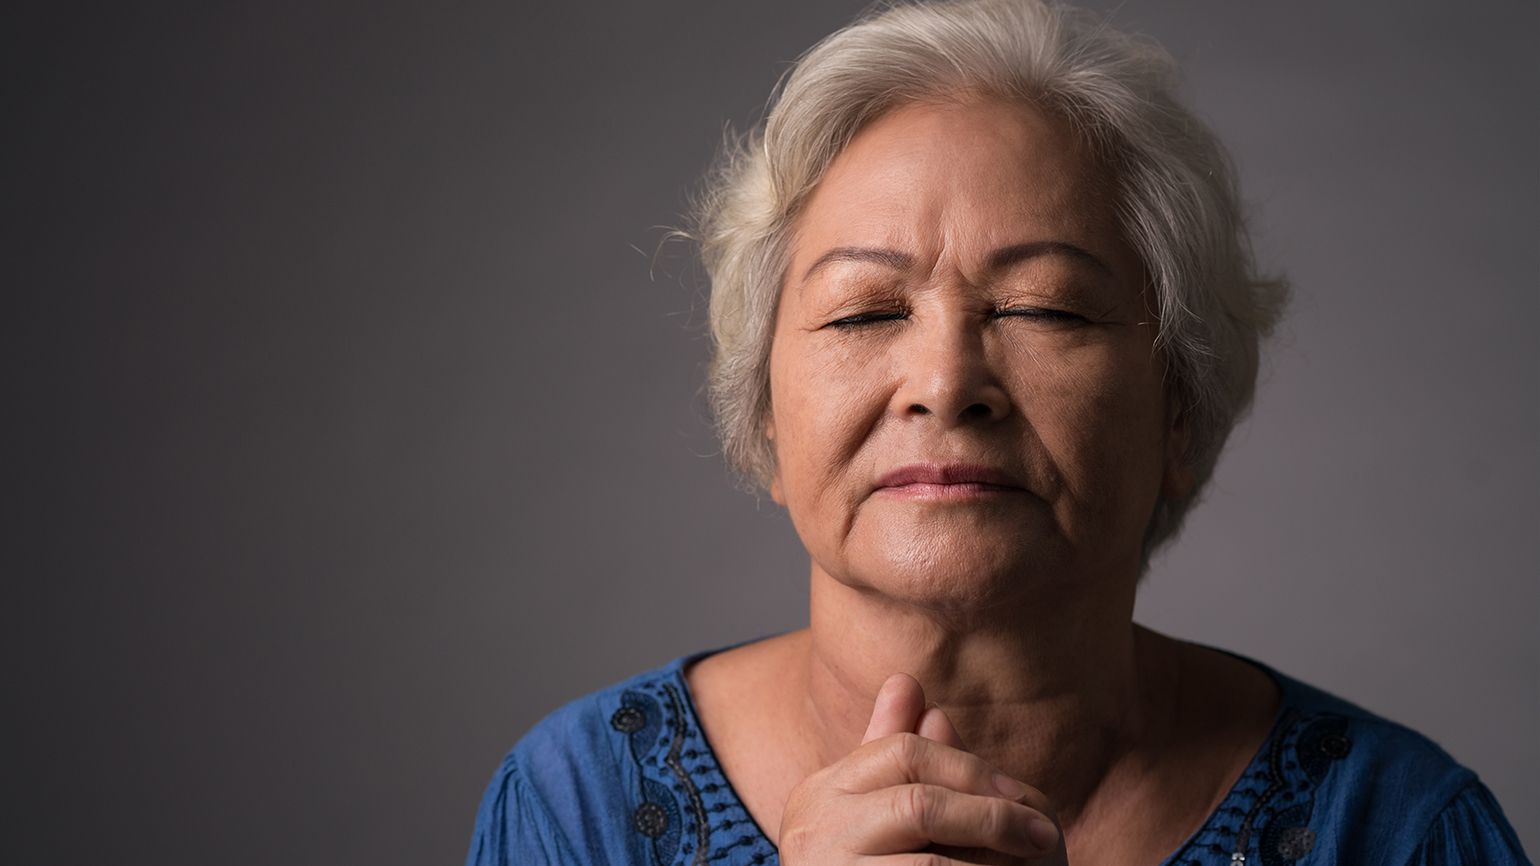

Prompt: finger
[915,703,966,749]
[847,783,1059,859]
[925,843,1028,866]
[916,713,1061,819]
[862,673,928,745]
[866,855,1010,866]
[835,732,1036,806]
[862,850,979,856]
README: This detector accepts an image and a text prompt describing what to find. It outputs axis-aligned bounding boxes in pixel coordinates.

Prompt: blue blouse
[466,642,1530,865]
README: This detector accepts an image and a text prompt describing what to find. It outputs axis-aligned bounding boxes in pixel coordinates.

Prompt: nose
[891,313,1012,426]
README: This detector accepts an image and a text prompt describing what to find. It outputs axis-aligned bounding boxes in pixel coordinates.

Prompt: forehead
[789,97,1121,277]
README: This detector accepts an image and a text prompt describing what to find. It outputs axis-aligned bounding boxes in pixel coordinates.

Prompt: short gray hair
[692,0,1286,557]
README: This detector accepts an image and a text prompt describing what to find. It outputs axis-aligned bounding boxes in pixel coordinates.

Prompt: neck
[793,562,1180,826]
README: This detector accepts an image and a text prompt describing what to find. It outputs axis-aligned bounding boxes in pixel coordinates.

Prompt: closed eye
[825,311,908,329]
[995,307,1086,325]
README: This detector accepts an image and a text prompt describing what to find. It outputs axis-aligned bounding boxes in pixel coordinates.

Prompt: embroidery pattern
[1163,710,1351,865]
[1255,716,1350,865]
[661,683,712,864]
[612,677,777,865]
[614,689,688,864]
[604,664,1358,865]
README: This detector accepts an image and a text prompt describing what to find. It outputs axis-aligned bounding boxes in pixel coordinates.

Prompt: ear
[1161,401,1196,500]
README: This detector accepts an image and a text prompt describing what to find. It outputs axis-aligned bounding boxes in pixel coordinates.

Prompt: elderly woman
[466,1,1527,863]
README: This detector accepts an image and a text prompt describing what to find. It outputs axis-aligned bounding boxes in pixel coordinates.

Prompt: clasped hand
[778,673,1070,865]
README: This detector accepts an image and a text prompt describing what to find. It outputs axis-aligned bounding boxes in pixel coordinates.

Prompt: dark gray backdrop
[5,1,1535,863]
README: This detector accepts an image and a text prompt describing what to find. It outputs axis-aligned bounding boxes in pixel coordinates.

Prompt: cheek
[766,336,902,570]
[768,336,890,492]
[1010,337,1168,499]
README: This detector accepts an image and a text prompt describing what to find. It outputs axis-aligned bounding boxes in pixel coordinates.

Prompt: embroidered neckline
[611,668,778,865]
[610,645,1345,865]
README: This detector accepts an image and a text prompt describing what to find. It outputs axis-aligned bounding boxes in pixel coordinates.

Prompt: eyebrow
[987,241,1112,276]
[800,247,915,283]
[800,240,1111,284]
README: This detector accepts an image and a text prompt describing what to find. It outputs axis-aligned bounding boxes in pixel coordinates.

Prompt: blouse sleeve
[1411,780,1532,865]
[465,754,579,866]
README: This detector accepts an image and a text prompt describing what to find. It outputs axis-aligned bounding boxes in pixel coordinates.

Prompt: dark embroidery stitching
[1212,712,1351,866]
[1231,709,1300,860]
[1274,824,1316,859]
[1260,802,1313,863]
[613,673,779,866]
[616,691,681,864]
[635,800,670,838]
[661,682,713,865]
[1296,717,1351,784]
[1141,708,1349,865]
[613,705,647,734]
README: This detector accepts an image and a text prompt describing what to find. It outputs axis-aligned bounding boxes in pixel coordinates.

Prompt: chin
[843,518,1070,613]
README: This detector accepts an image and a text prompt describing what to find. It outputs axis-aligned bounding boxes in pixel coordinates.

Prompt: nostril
[908,403,931,416]
[962,402,992,420]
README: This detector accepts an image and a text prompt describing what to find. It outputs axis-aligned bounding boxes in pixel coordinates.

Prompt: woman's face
[767,97,1191,610]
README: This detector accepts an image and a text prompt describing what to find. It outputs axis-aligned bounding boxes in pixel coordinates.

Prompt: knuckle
[889,731,926,769]
[981,796,1016,842]
[895,783,937,831]
[777,821,813,858]
[779,804,839,860]
[795,764,837,797]
[781,784,812,817]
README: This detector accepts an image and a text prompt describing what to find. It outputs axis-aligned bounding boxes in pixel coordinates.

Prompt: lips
[874,463,1026,494]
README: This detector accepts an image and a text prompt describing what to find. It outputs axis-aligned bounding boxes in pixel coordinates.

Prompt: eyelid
[995,306,1085,321]
[826,310,908,328]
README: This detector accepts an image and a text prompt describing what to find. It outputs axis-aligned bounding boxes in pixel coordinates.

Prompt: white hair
[692,0,1286,559]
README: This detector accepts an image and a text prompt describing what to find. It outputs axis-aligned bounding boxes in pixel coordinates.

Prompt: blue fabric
[466,642,1531,865]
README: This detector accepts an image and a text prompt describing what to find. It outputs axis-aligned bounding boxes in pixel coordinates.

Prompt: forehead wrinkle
[791,99,1133,312]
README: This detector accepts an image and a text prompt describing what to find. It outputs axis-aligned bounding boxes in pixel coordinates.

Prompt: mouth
[873,463,1027,500]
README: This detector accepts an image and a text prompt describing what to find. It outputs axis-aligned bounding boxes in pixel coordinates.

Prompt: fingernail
[992,772,1028,799]
[1027,817,1059,851]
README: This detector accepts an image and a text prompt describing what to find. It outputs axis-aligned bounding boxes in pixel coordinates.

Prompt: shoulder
[1278,672,1473,804]
[1235,661,1529,865]
[464,650,778,866]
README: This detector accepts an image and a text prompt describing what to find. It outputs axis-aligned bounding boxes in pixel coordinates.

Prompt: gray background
[4,1,1535,863]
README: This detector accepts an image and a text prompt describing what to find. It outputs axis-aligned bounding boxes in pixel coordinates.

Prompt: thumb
[915,702,967,750]
[861,673,927,744]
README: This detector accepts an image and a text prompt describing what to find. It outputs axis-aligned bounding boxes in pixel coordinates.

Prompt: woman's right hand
[777,673,1068,865]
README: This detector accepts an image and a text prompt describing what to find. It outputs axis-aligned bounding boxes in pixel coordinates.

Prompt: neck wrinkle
[798,558,1170,821]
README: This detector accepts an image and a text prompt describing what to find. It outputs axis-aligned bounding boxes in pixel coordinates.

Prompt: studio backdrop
[5,1,1536,863]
